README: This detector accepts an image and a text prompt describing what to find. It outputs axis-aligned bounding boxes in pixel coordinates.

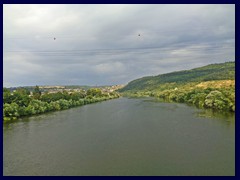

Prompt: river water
[3,97,235,176]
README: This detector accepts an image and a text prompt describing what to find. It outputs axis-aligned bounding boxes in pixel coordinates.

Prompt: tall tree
[33,85,41,99]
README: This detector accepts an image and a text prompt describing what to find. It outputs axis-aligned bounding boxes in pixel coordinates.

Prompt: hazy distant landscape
[3,4,235,176]
[3,61,235,122]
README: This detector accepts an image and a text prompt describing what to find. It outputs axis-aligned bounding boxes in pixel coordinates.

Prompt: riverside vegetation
[118,62,235,112]
[3,86,120,122]
[3,62,235,122]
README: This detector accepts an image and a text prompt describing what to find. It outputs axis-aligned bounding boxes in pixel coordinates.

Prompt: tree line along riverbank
[3,86,120,122]
[120,80,235,112]
[118,62,235,112]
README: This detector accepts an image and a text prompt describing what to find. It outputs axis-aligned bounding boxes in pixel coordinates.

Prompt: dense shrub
[3,88,120,121]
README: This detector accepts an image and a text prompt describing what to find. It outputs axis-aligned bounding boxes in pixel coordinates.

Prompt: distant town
[7,85,125,95]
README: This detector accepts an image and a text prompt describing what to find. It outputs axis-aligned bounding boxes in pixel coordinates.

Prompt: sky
[3,4,235,87]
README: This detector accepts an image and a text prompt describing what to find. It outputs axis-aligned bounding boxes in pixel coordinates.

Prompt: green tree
[12,88,31,107]
[3,88,13,104]
[3,103,20,120]
[33,85,41,99]
[86,88,102,97]
[204,90,230,111]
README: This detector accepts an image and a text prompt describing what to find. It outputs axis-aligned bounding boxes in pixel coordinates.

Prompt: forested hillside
[120,62,234,92]
[119,62,235,112]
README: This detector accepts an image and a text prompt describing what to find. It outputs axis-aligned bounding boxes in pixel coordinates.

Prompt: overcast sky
[3,4,235,87]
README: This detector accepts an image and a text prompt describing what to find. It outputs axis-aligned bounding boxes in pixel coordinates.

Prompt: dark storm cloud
[3,4,235,87]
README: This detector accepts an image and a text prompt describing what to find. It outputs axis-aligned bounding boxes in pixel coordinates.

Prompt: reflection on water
[196,109,235,121]
[145,97,235,122]
[3,97,235,176]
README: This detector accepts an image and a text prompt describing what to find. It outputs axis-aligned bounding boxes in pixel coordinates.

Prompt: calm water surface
[3,98,235,176]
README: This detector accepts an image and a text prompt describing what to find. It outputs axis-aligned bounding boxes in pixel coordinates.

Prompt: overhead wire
[4,43,234,55]
[3,46,234,58]
[3,25,233,40]
[3,27,234,58]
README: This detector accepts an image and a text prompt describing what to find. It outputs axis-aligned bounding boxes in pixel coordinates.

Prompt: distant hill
[119,61,235,92]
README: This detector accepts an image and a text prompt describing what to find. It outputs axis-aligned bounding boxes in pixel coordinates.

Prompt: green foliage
[119,61,235,92]
[3,88,31,107]
[204,90,232,111]
[3,88,13,104]
[119,61,235,112]
[3,87,120,122]
[33,85,42,99]
[3,103,20,120]
[12,90,31,107]
[86,88,102,97]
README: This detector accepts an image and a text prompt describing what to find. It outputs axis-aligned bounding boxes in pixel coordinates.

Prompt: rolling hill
[119,61,235,92]
[118,61,235,112]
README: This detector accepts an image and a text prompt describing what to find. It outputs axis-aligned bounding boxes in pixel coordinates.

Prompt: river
[3,97,235,176]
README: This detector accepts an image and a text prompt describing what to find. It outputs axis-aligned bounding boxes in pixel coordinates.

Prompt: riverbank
[4,97,234,175]
[3,87,120,122]
[120,80,235,113]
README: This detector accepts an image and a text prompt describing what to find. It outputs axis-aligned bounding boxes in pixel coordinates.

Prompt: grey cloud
[3,4,235,87]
